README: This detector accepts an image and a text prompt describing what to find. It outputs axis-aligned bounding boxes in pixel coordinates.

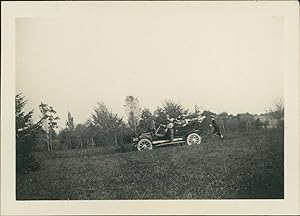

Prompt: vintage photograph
[14,5,285,200]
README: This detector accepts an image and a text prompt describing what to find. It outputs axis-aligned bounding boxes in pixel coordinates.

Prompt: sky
[16,8,284,129]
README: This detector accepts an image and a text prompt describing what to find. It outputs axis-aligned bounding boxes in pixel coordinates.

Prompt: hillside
[16,129,283,200]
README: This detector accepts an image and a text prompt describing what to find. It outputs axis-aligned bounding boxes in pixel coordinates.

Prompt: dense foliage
[16,93,284,168]
[16,94,41,173]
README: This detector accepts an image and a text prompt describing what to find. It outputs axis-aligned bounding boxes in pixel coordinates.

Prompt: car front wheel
[137,139,153,151]
[186,133,202,145]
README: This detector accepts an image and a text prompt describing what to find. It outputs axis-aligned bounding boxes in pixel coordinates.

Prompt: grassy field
[16,129,283,200]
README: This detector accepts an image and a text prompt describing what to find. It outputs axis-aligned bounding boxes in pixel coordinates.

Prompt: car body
[133,116,206,151]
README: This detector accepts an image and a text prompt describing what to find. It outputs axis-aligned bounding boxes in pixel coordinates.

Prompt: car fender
[185,130,200,138]
[139,133,154,142]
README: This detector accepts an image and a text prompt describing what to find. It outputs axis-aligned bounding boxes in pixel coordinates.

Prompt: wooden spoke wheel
[186,133,202,145]
[137,139,153,151]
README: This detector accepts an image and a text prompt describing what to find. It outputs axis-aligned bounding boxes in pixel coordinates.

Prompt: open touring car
[133,115,206,151]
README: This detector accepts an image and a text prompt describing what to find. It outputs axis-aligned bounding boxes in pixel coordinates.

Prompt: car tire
[137,139,153,151]
[186,133,202,145]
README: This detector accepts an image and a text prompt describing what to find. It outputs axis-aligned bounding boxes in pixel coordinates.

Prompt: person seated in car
[166,114,174,123]
[175,114,189,127]
[180,114,189,127]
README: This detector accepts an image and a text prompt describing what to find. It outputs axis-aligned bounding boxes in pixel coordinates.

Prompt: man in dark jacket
[210,116,224,140]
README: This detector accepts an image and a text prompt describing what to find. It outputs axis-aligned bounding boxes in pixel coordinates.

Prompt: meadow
[16,129,283,200]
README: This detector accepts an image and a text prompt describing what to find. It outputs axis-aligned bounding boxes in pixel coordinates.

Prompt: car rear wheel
[137,139,153,151]
[186,133,202,145]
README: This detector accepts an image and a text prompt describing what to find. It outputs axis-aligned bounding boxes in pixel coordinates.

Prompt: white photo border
[1,1,299,215]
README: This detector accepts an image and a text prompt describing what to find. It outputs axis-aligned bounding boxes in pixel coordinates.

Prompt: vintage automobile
[133,115,206,151]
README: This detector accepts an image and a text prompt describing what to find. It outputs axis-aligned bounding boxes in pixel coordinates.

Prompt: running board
[155,141,186,147]
[152,138,184,145]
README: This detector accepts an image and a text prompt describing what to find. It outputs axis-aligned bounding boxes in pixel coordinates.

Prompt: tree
[238,113,255,131]
[153,106,166,126]
[154,100,189,125]
[34,127,48,151]
[139,108,153,132]
[66,111,75,130]
[16,93,43,173]
[84,120,96,148]
[58,128,70,150]
[124,96,142,136]
[226,115,240,134]
[268,98,284,128]
[74,124,88,148]
[59,121,88,150]
[162,100,188,118]
[192,105,204,117]
[39,103,60,151]
[91,101,124,146]
[66,111,75,149]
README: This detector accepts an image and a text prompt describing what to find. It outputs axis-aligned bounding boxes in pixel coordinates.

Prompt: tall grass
[17,129,283,200]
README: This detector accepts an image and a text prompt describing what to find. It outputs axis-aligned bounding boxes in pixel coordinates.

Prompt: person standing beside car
[166,114,174,142]
[210,116,224,140]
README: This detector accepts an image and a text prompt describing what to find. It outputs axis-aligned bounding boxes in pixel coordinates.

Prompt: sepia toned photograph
[1,1,299,215]
[15,13,285,200]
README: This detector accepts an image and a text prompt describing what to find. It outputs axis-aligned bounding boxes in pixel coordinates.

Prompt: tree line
[16,93,284,173]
